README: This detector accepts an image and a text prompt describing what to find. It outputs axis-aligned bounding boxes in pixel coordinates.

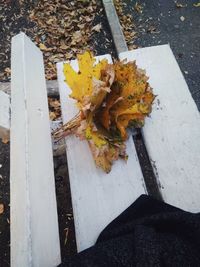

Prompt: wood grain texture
[57,55,146,252]
[10,33,61,267]
[0,91,10,140]
[120,45,200,212]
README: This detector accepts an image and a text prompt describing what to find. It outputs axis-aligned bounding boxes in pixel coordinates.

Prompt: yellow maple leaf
[63,51,108,108]
[85,124,107,148]
[97,61,155,139]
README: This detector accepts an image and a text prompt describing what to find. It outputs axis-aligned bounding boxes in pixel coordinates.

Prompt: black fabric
[61,195,200,267]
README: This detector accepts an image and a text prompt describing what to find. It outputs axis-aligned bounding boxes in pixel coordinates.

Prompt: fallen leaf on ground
[180,16,185,21]
[175,3,187,8]
[29,0,99,80]
[4,68,11,74]
[39,43,51,51]
[64,228,69,246]
[193,2,200,7]
[114,0,137,49]
[2,137,9,144]
[0,0,104,81]
[49,112,57,120]
[147,25,160,34]
[48,97,61,121]
[134,2,143,13]
[0,204,4,214]
[92,23,102,32]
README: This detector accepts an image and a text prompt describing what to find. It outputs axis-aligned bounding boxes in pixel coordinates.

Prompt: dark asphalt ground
[126,0,200,110]
[0,0,199,266]
[0,141,10,266]
[119,0,200,202]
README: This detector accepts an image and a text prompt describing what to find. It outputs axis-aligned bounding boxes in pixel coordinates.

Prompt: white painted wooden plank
[0,91,10,141]
[119,45,200,212]
[57,55,146,252]
[11,33,61,267]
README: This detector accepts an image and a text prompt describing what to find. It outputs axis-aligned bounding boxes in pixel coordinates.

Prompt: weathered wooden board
[0,91,10,141]
[57,55,146,252]
[10,33,61,267]
[0,80,59,96]
[120,45,200,212]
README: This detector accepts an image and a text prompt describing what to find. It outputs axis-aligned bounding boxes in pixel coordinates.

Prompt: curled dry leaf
[28,0,99,80]
[114,0,137,48]
[175,3,187,8]
[92,23,102,33]
[48,97,61,121]
[64,228,69,246]
[2,137,9,144]
[54,52,155,173]
[180,16,185,21]
[147,25,159,34]
[0,203,4,214]
[134,2,143,13]
[39,43,52,52]
[193,2,200,7]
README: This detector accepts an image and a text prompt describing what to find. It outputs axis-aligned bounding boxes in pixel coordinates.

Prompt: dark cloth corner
[60,195,200,267]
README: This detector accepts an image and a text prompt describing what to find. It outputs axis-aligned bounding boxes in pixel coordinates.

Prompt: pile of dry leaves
[29,0,101,80]
[114,0,137,50]
[54,52,155,172]
[0,0,102,81]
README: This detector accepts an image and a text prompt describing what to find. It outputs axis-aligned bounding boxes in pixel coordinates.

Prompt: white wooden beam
[119,45,200,212]
[10,33,61,267]
[0,91,10,141]
[57,55,146,252]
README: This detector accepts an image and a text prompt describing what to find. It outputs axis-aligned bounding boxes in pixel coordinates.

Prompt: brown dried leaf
[2,137,9,144]
[193,2,200,7]
[48,97,61,121]
[175,2,187,8]
[49,112,57,121]
[25,0,99,80]
[39,43,52,51]
[114,0,137,48]
[4,67,11,74]
[64,228,69,246]
[49,98,60,109]
[147,25,160,34]
[134,2,143,13]
[92,23,102,32]
[0,203,4,214]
